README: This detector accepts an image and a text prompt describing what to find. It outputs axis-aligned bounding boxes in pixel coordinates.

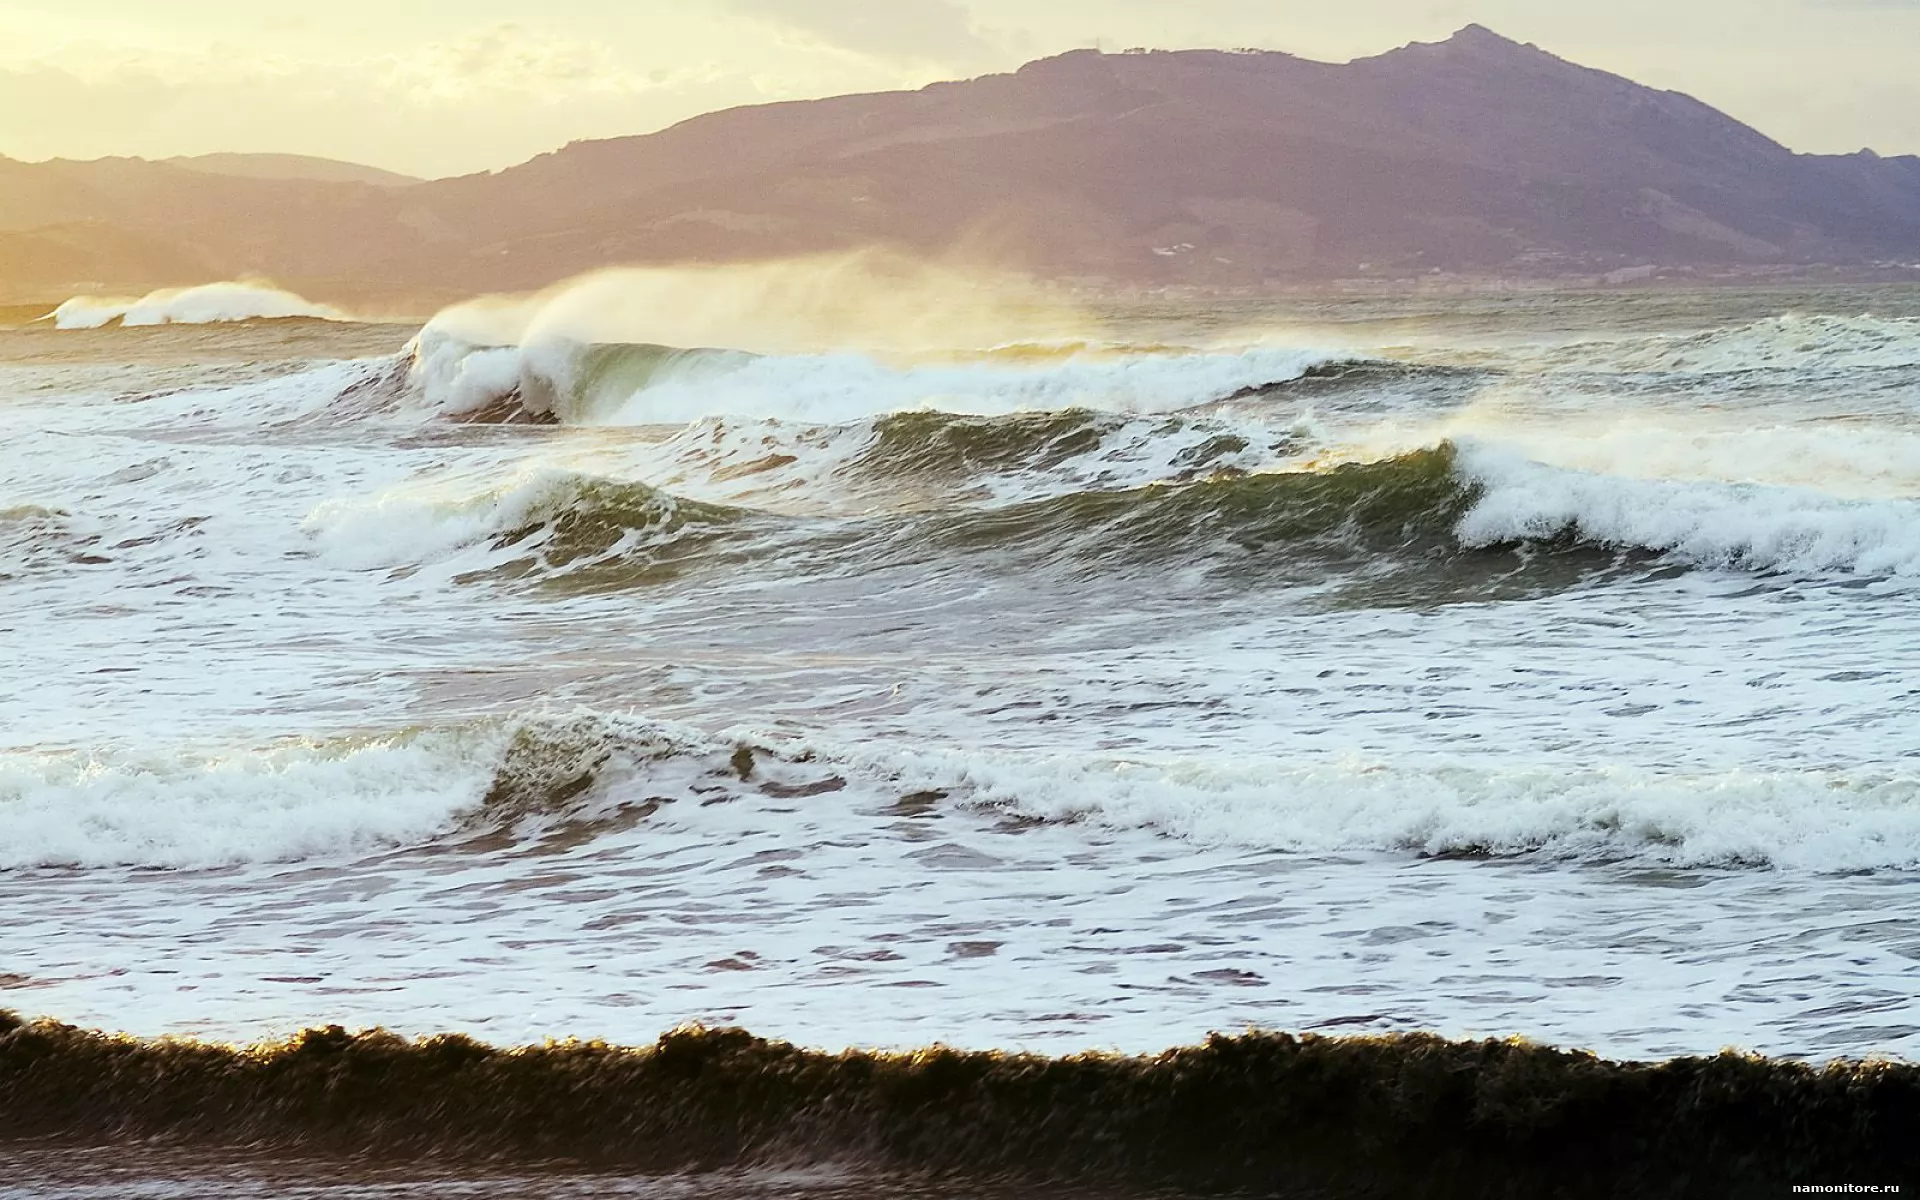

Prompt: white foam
[408,332,1337,427]
[20,697,1916,875]
[1435,414,1920,501]
[1454,439,1920,575]
[588,346,1332,425]
[0,733,498,869]
[304,465,696,572]
[52,283,346,330]
[405,326,524,417]
[836,741,1920,871]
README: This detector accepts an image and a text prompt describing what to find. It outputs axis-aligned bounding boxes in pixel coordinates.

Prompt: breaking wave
[303,447,1499,595]
[0,732,498,870]
[864,745,1920,871]
[0,715,738,871]
[302,431,1920,595]
[51,283,346,330]
[405,328,1353,425]
[937,438,1920,583]
[1455,440,1920,576]
[10,710,1920,873]
[881,445,1478,582]
[306,466,758,583]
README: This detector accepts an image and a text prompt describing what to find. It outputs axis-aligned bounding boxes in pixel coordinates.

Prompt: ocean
[3,278,1918,1192]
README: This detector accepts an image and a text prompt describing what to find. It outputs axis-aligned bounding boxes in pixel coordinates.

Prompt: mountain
[163,154,421,188]
[3,26,1918,302]
[0,156,434,300]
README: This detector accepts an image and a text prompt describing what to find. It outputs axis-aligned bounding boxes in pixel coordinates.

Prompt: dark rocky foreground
[1,1010,1914,1197]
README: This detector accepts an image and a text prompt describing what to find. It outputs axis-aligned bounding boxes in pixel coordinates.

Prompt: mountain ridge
[162,153,422,188]
[4,27,1918,302]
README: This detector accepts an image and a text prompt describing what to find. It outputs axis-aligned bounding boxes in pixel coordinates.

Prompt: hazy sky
[1,1,1915,177]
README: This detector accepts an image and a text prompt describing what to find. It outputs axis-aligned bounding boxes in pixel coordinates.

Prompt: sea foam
[840,742,1920,871]
[1455,439,1920,575]
[12,710,1918,872]
[0,733,498,869]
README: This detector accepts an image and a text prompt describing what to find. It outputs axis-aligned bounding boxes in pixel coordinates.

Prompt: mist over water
[4,274,1920,1083]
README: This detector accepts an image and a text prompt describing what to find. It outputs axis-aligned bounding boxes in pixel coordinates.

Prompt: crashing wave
[10,710,1920,872]
[302,432,1920,596]
[51,283,347,331]
[0,715,703,870]
[1454,440,1920,576]
[306,466,758,590]
[0,731,497,870]
[404,327,1352,426]
[856,743,1920,872]
[0,714,831,871]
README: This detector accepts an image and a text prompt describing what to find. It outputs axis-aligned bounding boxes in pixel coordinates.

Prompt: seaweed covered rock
[0,1013,1914,1196]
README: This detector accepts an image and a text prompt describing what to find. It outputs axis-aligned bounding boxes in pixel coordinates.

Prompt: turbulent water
[4,286,1920,1068]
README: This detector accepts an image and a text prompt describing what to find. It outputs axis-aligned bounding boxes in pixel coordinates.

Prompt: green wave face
[865,409,1118,479]
[454,443,1641,607]
[898,445,1474,568]
[861,408,1286,487]
[521,342,756,423]
[1223,357,1485,403]
[475,478,762,592]
[905,444,1642,603]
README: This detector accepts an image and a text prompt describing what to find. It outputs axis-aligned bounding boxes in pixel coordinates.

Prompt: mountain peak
[1449,23,1522,48]
[1372,23,1556,65]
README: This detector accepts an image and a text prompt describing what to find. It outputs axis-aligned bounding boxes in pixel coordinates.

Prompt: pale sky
[1,0,1915,178]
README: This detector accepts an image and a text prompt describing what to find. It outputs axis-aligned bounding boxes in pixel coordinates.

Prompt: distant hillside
[163,153,421,188]
[3,26,1919,301]
[0,221,213,297]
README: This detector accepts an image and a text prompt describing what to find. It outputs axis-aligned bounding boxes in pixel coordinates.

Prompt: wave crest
[307,467,754,585]
[405,329,1347,426]
[11,709,1920,872]
[0,733,496,870]
[869,746,1920,871]
[51,283,346,331]
[1456,441,1920,576]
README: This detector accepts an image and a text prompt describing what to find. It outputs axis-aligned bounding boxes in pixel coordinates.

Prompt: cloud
[0,14,985,175]
[0,33,755,177]
[383,24,676,102]
[722,0,1004,67]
